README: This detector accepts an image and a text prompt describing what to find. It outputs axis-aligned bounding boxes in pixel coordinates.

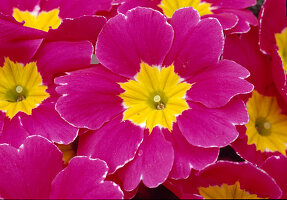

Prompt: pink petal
[118,0,161,14]
[20,102,78,145]
[231,134,280,166]
[47,16,107,45]
[221,9,258,34]
[204,0,256,9]
[58,0,113,18]
[0,136,63,199]
[164,7,224,79]
[35,41,93,85]
[96,7,173,78]
[187,60,253,108]
[77,115,144,174]
[223,27,276,95]
[55,65,126,130]
[196,161,282,199]
[50,157,123,199]
[0,14,44,64]
[0,0,39,15]
[167,161,282,199]
[0,115,29,148]
[202,13,238,30]
[259,0,287,54]
[178,99,248,147]
[261,156,287,198]
[164,124,219,179]
[117,128,174,191]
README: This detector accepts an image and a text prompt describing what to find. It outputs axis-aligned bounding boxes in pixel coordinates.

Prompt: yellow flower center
[246,90,287,155]
[119,62,191,132]
[159,0,213,18]
[275,28,287,73]
[0,58,50,119]
[199,182,260,199]
[13,7,61,32]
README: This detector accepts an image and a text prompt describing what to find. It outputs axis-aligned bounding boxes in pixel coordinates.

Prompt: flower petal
[187,60,253,108]
[0,136,63,199]
[164,7,224,79]
[96,7,173,78]
[117,128,174,191]
[50,157,123,199]
[47,16,107,45]
[178,99,248,147]
[20,102,78,144]
[78,115,144,174]
[55,65,126,130]
[35,40,93,84]
[164,125,219,179]
[0,115,29,148]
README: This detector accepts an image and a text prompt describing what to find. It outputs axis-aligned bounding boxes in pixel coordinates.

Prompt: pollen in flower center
[12,7,62,32]
[275,27,287,73]
[246,90,287,155]
[0,58,50,119]
[159,0,213,18]
[119,62,191,132]
[15,85,26,102]
[255,117,272,136]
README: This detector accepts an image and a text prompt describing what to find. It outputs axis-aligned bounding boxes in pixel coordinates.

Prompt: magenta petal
[222,9,258,34]
[35,41,93,84]
[0,116,29,148]
[0,14,44,64]
[197,161,282,199]
[78,115,144,174]
[96,7,173,78]
[164,125,219,179]
[0,14,45,40]
[0,136,63,199]
[259,0,287,54]
[0,144,26,198]
[47,16,107,45]
[0,0,39,15]
[20,102,78,144]
[261,156,287,198]
[202,13,238,30]
[187,60,253,108]
[55,65,126,130]
[223,27,275,95]
[59,0,113,18]
[164,7,224,79]
[231,134,278,166]
[204,0,256,9]
[50,157,123,199]
[117,128,174,191]
[118,0,161,14]
[178,99,248,147]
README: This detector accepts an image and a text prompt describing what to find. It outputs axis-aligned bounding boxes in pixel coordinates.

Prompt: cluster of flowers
[0,0,286,199]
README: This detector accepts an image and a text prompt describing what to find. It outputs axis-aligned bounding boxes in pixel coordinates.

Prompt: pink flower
[0,135,123,199]
[223,25,287,165]
[0,16,97,147]
[0,0,113,32]
[165,161,282,199]
[259,0,287,103]
[117,0,257,34]
[55,7,253,192]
